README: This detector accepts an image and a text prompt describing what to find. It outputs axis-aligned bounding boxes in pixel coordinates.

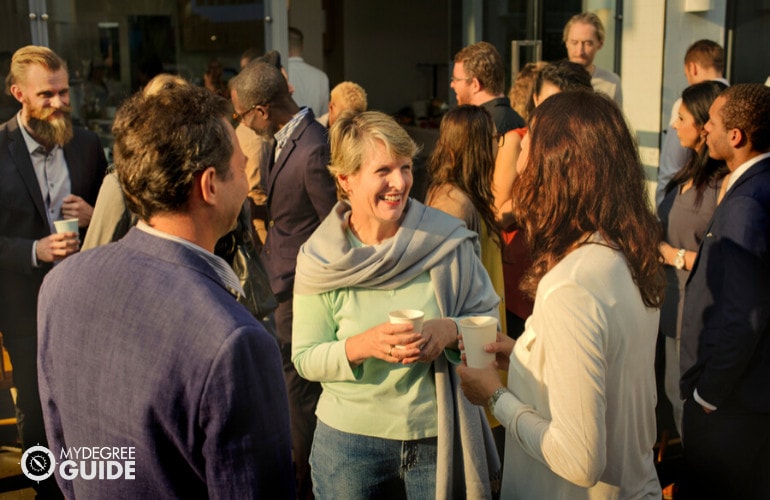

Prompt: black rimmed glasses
[232,104,258,124]
[450,75,472,84]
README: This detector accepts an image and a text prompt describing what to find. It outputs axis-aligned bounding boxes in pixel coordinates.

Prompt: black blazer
[260,109,336,298]
[680,155,770,412]
[0,116,107,340]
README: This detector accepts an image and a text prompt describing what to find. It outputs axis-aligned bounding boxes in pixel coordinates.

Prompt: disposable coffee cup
[389,309,424,349]
[388,309,424,332]
[459,316,498,368]
[54,218,79,234]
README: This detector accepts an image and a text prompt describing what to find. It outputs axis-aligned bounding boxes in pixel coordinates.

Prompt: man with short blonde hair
[328,81,367,127]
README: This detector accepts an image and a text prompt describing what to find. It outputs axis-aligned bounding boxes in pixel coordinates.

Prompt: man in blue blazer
[0,45,106,496]
[679,83,770,499]
[37,85,295,497]
[230,61,337,499]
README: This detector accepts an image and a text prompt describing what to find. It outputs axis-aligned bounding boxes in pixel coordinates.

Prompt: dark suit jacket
[37,228,295,499]
[0,116,106,340]
[261,109,336,298]
[680,155,770,412]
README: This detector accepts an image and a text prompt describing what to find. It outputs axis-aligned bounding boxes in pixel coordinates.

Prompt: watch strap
[487,386,510,413]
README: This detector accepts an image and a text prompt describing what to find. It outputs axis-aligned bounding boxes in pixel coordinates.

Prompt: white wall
[618,0,666,196]
[584,0,616,73]
[661,0,726,128]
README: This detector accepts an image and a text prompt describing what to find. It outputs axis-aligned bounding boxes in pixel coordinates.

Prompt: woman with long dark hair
[659,80,729,435]
[426,105,504,329]
[458,90,665,498]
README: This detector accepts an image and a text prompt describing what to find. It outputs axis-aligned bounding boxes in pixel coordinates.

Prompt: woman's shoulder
[540,238,626,295]
[425,184,477,230]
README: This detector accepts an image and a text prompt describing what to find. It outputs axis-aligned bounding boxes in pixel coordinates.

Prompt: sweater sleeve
[291,292,360,382]
[494,283,608,488]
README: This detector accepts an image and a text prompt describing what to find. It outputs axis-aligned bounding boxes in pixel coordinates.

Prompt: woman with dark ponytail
[658,79,729,435]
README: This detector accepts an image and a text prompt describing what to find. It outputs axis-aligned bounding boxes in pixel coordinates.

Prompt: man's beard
[254,121,278,141]
[27,105,74,147]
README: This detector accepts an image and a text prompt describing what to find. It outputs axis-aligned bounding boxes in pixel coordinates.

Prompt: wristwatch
[487,387,510,412]
[674,248,686,270]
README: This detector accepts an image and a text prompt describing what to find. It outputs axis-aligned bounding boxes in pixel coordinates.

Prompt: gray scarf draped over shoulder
[295,199,502,499]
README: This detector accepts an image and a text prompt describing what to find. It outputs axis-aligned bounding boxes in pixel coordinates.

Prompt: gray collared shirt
[18,113,71,233]
[136,221,245,300]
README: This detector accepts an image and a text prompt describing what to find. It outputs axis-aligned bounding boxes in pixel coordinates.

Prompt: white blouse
[494,234,661,499]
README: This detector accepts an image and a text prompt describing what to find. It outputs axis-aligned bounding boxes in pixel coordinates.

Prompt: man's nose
[50,94,67,108]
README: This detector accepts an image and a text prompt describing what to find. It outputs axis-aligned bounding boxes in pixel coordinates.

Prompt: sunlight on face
[343,140,413,243]
[673,103,704,151]
[566,22,602,68]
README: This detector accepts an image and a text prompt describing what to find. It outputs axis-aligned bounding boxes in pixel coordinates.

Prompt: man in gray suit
[230,61,337,499]
[37,85,295,498]
[0,45,106,497]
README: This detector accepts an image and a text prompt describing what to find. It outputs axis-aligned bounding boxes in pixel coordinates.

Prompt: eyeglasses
[450,76,472,84]
[232,104,258,123]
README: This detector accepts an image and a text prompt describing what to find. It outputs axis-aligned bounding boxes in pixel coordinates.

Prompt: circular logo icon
[21,445,56,482]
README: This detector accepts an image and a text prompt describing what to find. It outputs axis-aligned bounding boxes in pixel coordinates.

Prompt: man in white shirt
[287,27,329,118]
[563,12,622,107]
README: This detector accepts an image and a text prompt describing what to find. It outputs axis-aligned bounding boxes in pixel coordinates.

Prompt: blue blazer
[260,109,337,298]
[37,228,295,498]
[0,116,106,340]
[680,155,770,412]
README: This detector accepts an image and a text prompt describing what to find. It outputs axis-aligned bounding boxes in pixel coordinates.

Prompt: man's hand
[61,194,94,228]
[36,233,80,263]
[457,361,504,406]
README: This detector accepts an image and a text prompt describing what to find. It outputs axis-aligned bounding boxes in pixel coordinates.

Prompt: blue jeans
[310,420,437,500]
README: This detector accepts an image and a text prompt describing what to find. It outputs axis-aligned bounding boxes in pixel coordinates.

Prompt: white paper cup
[388,309,424,333]
[459,316,498,368]
[54,218,79,234]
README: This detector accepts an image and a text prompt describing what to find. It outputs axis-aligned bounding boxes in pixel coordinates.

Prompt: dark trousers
[680,397,770,499]
[275,297,322,500]
[4,336,62,498]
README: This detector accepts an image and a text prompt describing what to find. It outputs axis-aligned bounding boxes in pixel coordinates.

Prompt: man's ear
[9,84,23,104]
[686,62,699,79]
[728,128,747,148]
[470,77,482,94]
[197,167,218,205]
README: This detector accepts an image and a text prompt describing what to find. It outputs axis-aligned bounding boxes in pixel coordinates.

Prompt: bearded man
[0,45,106,496]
